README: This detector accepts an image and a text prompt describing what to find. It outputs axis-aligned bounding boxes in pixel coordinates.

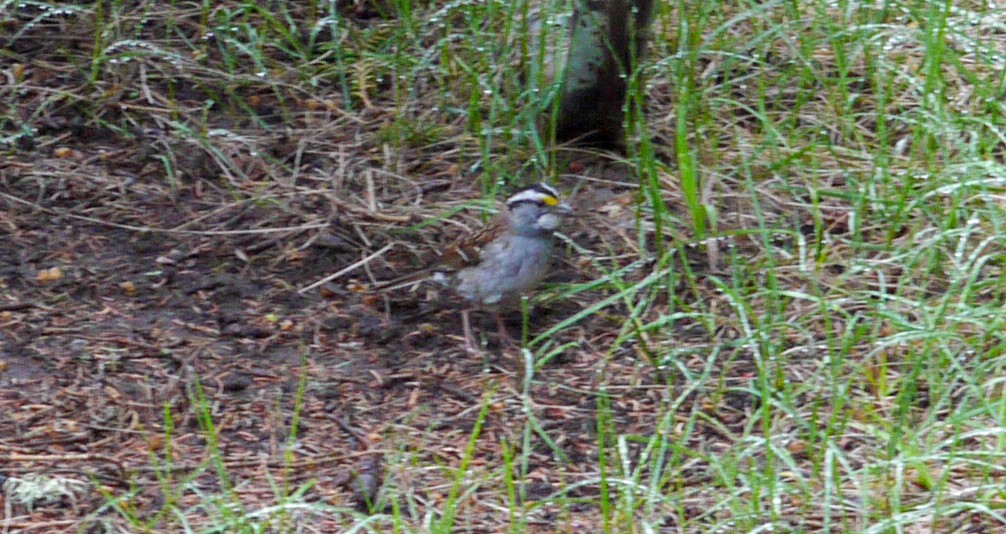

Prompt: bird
[375,183,574,353]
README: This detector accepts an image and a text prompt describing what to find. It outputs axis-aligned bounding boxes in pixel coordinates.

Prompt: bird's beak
[553,202,574,215]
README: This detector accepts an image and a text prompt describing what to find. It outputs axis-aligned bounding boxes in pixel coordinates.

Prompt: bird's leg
[462,309,480,354]
[495,312,520,351]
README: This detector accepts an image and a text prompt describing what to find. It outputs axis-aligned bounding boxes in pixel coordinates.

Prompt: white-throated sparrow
[377,183,573,352]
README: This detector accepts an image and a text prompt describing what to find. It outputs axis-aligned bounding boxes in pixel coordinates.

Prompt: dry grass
[4,0,1006,532]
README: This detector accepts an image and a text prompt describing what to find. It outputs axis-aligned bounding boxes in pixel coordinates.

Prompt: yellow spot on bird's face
[542,195,559,206]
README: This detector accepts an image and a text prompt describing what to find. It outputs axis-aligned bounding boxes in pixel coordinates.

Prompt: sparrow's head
[505,183,573,235]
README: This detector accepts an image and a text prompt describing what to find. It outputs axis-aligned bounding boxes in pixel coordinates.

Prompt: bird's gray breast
[453,234,554,306]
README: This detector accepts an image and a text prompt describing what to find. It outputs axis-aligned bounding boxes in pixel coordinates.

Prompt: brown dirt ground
[1,140,715,531]
[0,4,770,532]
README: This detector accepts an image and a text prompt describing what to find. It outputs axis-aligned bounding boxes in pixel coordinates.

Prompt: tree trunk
[527,0,654,148]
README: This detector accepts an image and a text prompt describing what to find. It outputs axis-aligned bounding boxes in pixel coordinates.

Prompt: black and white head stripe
[506,183,561,208]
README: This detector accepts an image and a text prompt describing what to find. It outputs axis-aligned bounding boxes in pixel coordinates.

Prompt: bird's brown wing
[433,220,502,271]
[372,219,505,291]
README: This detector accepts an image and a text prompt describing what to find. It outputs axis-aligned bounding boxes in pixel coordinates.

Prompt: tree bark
[528,0,654,148]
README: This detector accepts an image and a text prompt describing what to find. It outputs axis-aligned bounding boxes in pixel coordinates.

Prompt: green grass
[7,0,1006,531]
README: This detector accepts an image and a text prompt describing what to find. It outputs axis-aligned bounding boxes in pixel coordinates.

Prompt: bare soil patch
[0,86,688,532]
[0,3,772,530]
